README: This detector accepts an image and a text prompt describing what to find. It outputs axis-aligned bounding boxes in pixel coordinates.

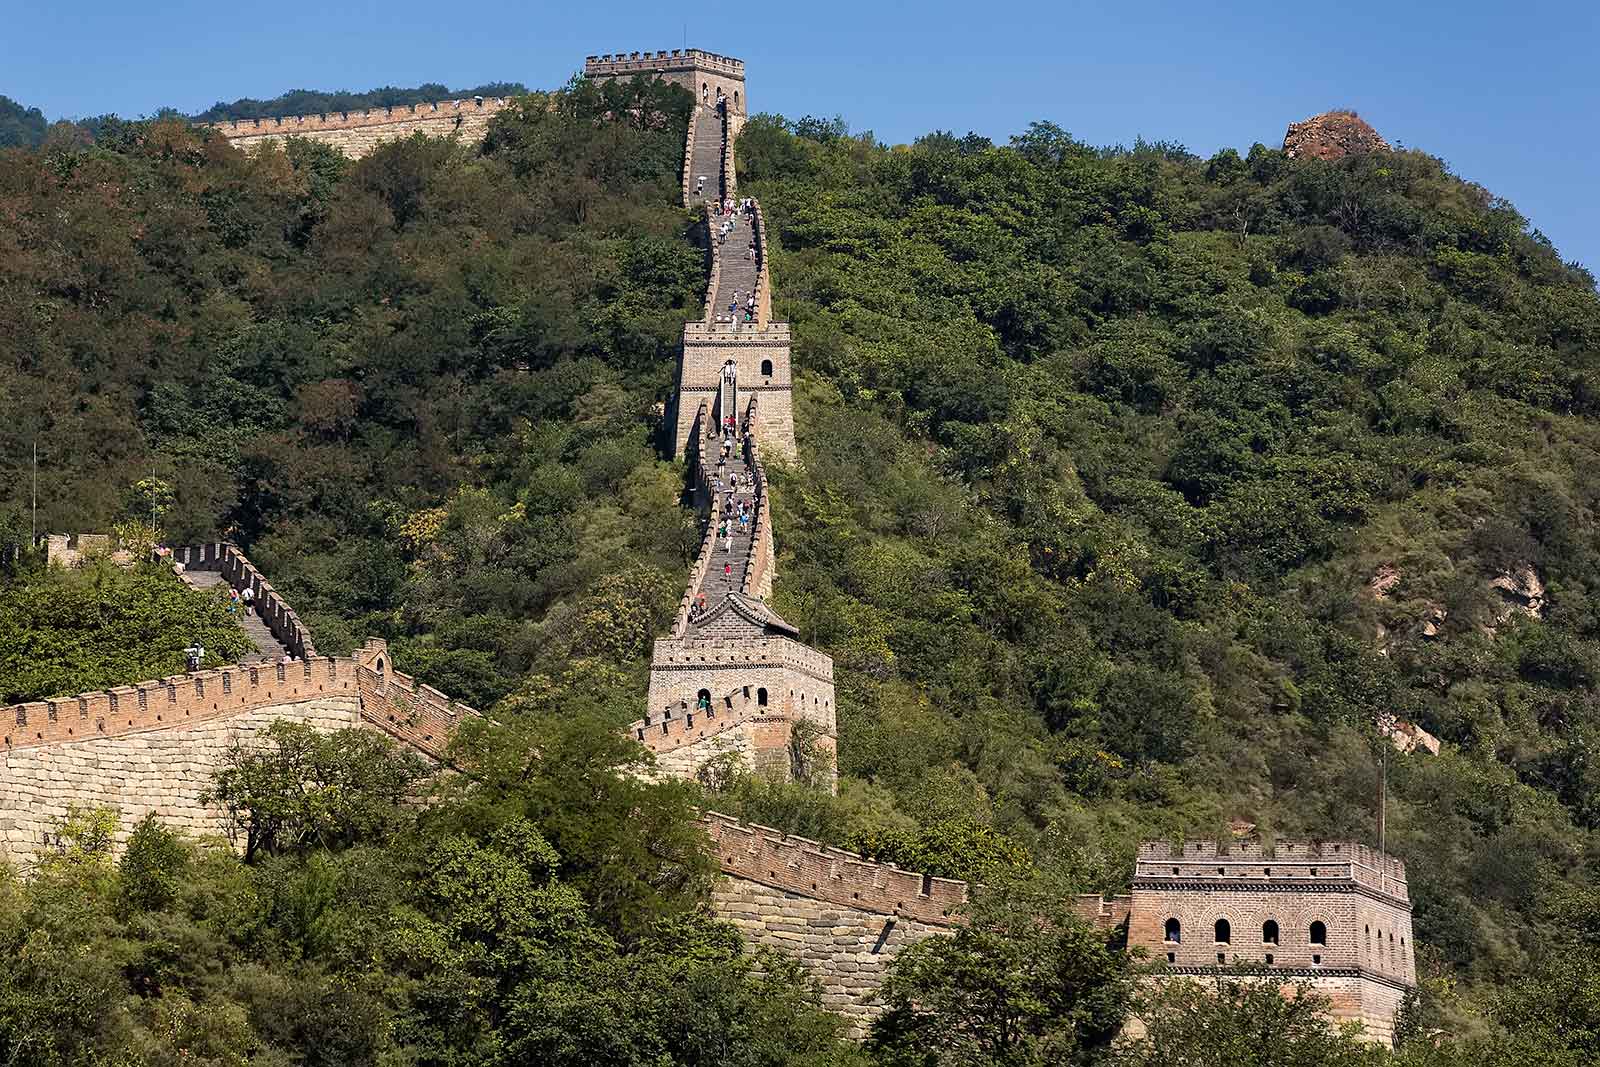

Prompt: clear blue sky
[5,0,1597,271]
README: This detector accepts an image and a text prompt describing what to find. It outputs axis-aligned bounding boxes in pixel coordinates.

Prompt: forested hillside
[4,70,1600,1062]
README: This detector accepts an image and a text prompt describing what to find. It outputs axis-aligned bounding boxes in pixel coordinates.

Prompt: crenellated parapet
[751,200,774,327]
[585,49,745,78]
[740,396,775,601]
[3,657,357,752]
[1135,839,1408,899]
[705,813,968,924]
[168,542,316,660]
[207,96,513,158]
[207,96,514,139]
[351,639,475,762]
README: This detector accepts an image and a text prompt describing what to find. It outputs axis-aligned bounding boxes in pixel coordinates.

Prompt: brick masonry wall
[0,695,362,868]
[210,98,511,158]
[714,874,949,1036]
[3,656,360,751]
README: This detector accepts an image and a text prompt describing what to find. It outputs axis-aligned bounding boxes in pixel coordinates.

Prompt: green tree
[869,881,1130,1066]
[1116,977,1385,1066]
[205,721,427,861]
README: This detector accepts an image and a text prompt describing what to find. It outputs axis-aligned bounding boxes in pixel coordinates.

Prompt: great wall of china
[0,48,1417,1044]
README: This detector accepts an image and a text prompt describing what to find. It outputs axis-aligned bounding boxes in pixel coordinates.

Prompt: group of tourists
[710,199,760,328]
[224,585,256,616]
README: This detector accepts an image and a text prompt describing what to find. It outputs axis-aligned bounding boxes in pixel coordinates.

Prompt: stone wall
[0,639,475,869]
[0,695,361,868]
[714,874,951,1034]
[705,813,964,1033]
[209,97,513,158]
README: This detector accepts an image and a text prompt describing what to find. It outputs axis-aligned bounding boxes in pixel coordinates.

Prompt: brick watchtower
[1127,840,1416,1045]
[584,49,747,119]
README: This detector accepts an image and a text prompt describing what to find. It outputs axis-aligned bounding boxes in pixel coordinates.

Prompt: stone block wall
[209,97,513,158]
[705,814,963,1033]
[0,640,478,869]
[714,873,952,1035]
[0,695,362,868]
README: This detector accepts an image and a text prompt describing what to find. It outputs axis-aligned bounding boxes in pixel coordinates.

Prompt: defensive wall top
[585,49,744,79]
[1136,839,1408,897]
[705,812,967,925]
[207,96,514,138]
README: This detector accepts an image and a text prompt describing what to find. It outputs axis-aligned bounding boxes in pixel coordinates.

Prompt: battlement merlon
[586,49,747,115]
[585,49,745,80]
[1135,840,1408,895]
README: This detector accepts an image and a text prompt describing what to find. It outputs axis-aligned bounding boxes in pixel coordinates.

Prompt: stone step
[178,569,294,664]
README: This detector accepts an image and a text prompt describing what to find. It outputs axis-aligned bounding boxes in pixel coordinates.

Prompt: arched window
[1214,919,1231,944]
[1262,920,1279,945]
[761,358,773,377]
[757,687,768,706]
[1309,921,1327,946]
[1164,918,1181,943]
[696,689,711,713]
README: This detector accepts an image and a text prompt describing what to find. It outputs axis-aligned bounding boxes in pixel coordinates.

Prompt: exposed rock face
[1490,565,1546,622]
[1283,111,1391,161]
[1369,564,1401,600]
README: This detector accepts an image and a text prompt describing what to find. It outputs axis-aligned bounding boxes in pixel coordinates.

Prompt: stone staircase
[688,434,757,625]
[710,203,760,323]
[178,570,292,663]
[688,103,726,202]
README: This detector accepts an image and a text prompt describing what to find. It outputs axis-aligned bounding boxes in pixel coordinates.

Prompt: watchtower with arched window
[1128,838,1417,1046]
[583,49,748,120]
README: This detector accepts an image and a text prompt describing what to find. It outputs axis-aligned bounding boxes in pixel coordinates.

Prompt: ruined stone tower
[1127,840,1416,1045]
[621,48,829,786]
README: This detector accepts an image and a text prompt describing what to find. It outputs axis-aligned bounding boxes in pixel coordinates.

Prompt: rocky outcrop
[1284,111,1391,161]
[1490,565,1546,622]
[1369,564,1401,600]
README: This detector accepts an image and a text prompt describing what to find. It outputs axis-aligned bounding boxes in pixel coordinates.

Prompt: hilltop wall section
[208,96,513,158]
[705,814,1129,1034]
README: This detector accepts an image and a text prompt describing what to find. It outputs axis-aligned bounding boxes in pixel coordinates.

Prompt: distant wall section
[208,96,514,158]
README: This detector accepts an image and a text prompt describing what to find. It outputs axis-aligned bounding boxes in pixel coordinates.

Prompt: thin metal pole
[31,440,38,544]
[1379,741,1388,893]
